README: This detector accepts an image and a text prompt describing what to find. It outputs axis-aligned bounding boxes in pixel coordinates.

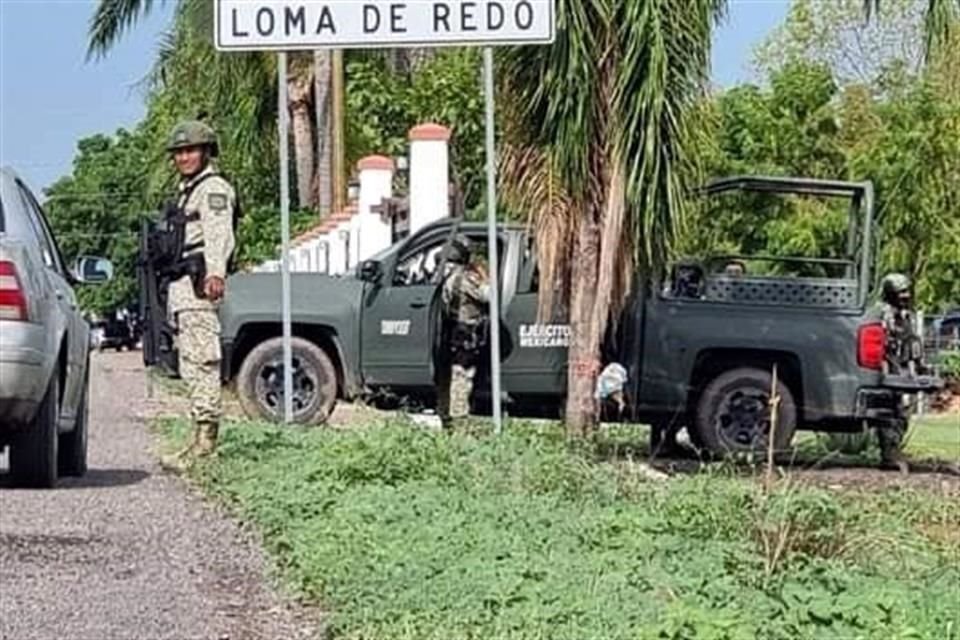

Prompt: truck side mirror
[359,259,382,283]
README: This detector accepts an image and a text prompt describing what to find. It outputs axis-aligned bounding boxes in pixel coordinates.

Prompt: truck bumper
[855,388,903,422]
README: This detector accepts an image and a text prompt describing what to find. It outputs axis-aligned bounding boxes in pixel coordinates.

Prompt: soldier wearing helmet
[872,272,925,473]
[436,235,490,430]
[161,120,237,472]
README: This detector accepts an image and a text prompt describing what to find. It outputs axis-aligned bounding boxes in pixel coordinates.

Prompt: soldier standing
[437,236,490,430]
[160,121,236,472]
[873,273,922,473]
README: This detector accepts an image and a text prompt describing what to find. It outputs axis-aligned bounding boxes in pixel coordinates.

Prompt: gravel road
[0,351,321,640]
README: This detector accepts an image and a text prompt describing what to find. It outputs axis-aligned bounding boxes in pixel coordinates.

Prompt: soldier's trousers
[876,415,907,459]
[437,358,477,422]
[176,309,222,425]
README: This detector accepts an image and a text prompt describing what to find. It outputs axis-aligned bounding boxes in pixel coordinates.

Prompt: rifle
[137,201,205,378]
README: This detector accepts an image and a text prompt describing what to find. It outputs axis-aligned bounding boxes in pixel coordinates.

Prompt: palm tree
[88,0,332,211]
[499,0,726,436]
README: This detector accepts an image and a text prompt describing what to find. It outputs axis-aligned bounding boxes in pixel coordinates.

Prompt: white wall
[408,123,450,235]
[354,155,394,264]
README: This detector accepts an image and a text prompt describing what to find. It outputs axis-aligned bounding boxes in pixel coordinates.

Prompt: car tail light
[0,260,28,321]
[857,322,886,370]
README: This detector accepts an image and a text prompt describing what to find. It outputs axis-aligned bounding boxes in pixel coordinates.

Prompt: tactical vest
[168,171,242,275]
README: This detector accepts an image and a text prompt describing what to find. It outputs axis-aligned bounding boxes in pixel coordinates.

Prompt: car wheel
[58,364,89,477]
[694,367,797,457]
[236,337,337,425]
[10,365,60,488]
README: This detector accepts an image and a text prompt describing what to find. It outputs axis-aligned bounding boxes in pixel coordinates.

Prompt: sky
[0,0,790,195]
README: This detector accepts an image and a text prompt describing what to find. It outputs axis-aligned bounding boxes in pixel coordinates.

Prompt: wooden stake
[766,363,781,491]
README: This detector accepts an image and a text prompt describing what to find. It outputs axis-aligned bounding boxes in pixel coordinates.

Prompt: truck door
[360,231,450,388]
[500,236,569,397]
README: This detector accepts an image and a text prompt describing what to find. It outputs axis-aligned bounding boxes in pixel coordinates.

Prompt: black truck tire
[59,365,90,477]
[10,365,60,488]
[694,367,797,456]
[236,336,337,425]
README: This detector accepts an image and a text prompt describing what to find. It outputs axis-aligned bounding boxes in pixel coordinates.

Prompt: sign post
[277,51,294,424]
[215,0,555,431]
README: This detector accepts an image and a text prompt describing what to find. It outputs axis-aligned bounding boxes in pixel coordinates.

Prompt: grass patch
[157,418,960,640]
[908,413,960,460]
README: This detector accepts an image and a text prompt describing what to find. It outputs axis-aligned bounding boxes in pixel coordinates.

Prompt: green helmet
[166,120,219,156]
[442,234,472,264]
[881,273,910,298]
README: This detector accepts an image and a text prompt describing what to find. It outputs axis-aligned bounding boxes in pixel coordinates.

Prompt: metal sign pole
[483,47,503,435]
[278,51,294,424]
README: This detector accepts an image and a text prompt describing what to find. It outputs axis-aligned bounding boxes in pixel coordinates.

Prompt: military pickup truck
[141,176,942,455]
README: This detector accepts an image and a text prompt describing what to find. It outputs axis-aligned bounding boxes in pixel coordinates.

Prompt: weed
[157,417,960,640]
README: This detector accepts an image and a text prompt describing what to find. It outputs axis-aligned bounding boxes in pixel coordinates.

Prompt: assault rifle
[137,201,206,377]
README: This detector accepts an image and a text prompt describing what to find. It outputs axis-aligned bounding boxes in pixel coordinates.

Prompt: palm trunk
[289,71,316,210]
[565,213,602,438]
[314,50,333,216]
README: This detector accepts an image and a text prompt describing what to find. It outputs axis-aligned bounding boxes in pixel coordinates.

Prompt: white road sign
[215,0,555,50]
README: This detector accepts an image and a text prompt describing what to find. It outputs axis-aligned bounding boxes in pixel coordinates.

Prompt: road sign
[215,0,555,51]
[215,0,555,432]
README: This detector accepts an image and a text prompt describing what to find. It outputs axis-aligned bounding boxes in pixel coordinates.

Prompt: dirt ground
[1,351,322,640]
[141,364,960,497]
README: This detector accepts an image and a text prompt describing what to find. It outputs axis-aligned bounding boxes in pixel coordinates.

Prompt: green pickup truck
[142,176,942,454]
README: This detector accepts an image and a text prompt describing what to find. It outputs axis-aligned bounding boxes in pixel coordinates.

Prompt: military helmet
[166,120,219,156]
[881,273,911,297]
[442,234,472,264]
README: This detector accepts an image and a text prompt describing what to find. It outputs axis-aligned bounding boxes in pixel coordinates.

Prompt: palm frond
[498,143,574,321]
[88,0,160,59]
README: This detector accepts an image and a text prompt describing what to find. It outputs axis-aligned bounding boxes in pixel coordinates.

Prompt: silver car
[0,166,112,488]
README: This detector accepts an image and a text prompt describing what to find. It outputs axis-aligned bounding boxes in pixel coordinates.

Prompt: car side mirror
[74,256,114,284]
[359,259,382,283]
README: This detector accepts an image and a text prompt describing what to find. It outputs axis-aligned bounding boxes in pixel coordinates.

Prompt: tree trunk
[565,214,602,438]
[314,50,333,216]
[289,70,316,210]
[563,145,628,440]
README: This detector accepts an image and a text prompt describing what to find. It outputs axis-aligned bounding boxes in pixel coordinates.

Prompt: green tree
[850,78,960,309]
[500,0,726,435]
[44,131,154,314]
[864,0,960,63]
[346,50,485,211]
[682,62,849,268]
[756,0,925,85]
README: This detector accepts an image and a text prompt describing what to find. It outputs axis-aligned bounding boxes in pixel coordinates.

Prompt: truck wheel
[10,365,60,488]
[59,365,90,477]
[694,367,796,457]
[236,336,337,425]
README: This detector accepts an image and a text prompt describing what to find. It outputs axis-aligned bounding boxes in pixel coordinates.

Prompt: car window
[393,239,446,287]
[16,181,65,274]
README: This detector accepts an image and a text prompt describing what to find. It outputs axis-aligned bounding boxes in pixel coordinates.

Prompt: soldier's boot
[879,446,910,475]
[193,421,219,458]
[159,425,201,473]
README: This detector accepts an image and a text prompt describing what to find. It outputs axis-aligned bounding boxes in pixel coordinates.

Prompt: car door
[360,230,451,388]
[17,181,86,424]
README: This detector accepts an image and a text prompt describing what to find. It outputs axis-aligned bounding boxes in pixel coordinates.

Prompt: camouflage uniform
[161,122,236,470]
[437,238,489,429]
[872,273,920,471]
